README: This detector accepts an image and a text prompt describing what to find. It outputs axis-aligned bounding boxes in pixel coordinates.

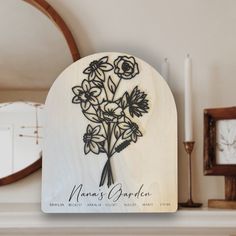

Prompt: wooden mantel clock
[204,107,236,209]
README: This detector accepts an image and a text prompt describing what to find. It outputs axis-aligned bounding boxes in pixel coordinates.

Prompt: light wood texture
[225,176,236,200]
[208,199,236,209]
[42,52,177,213]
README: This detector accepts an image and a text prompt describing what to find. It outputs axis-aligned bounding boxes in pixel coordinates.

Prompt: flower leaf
[72,86,82,95]
[108,76,116,94]
[118,122,130,130]
[92,79,103,88]
[96,109,103,120]
[84,143,90,154]
[98,142,106,153]
[90,141,100,154]
[114,125,121,139]
[83,112,101,123]
[121,92,128,109]
[72,95,81,104]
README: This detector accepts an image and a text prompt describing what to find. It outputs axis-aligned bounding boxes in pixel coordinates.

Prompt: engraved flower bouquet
[72,55,149,187]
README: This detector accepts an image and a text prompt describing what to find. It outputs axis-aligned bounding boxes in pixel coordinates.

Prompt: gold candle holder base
[179,141,202,208]
[179,199,202,208]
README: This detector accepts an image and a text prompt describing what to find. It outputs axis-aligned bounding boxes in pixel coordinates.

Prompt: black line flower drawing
[72,80,101,110]
[127,86,149,117]
[83,125,105,154]
[101,101,124,123]
[72,55,149,187]
[83,56,113,81]
[118,120,142,142]
[114,56,139,79]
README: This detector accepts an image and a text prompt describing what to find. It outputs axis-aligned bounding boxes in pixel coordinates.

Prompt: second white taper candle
[184,54,193,141]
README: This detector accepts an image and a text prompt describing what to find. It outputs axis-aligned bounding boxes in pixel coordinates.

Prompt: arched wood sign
[42,52,177,213]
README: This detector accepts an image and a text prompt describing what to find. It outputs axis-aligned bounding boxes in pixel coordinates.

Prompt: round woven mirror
[0,0,80,185]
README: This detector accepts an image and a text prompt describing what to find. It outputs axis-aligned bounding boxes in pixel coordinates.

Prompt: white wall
[2,0,236,205]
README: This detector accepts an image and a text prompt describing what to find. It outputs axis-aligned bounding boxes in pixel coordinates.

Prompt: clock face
[216,119,236,164]
[42,52,177,213]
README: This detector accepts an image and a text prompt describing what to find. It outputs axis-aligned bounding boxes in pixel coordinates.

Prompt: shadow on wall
[208,65,223,108]
[207,64,236,109]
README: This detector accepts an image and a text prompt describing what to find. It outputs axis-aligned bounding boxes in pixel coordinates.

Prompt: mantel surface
[0,203,236,235]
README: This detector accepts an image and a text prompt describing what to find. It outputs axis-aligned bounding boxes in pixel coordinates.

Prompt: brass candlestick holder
[179,141,202,208]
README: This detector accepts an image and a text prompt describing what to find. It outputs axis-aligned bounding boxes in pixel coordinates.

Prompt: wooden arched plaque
[42,52,177,213]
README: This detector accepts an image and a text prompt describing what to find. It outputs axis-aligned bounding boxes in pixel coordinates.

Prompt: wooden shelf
[0,203,236,235]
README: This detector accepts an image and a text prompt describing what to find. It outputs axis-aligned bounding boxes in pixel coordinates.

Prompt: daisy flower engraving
[127,86,149,117]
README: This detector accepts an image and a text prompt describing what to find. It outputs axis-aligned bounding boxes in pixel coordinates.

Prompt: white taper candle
[161,58,169,83]
[184,54,193,141]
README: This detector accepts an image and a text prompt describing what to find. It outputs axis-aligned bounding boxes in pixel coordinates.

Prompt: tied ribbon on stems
[72,55,149,187]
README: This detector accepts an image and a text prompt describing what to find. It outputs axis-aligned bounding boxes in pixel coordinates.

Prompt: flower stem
[107,158,114,186]
[99,157,114,187]
[112,78,121,101]
[107,124,111,154]
[110,134,123,156]
[99,122,116,187]
[101,121,108,137]
[103,84,109,101]
[100,77,122,187]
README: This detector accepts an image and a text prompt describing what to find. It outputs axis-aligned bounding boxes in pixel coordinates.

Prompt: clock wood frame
[204,106,236,209]
[204,106,236,175]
